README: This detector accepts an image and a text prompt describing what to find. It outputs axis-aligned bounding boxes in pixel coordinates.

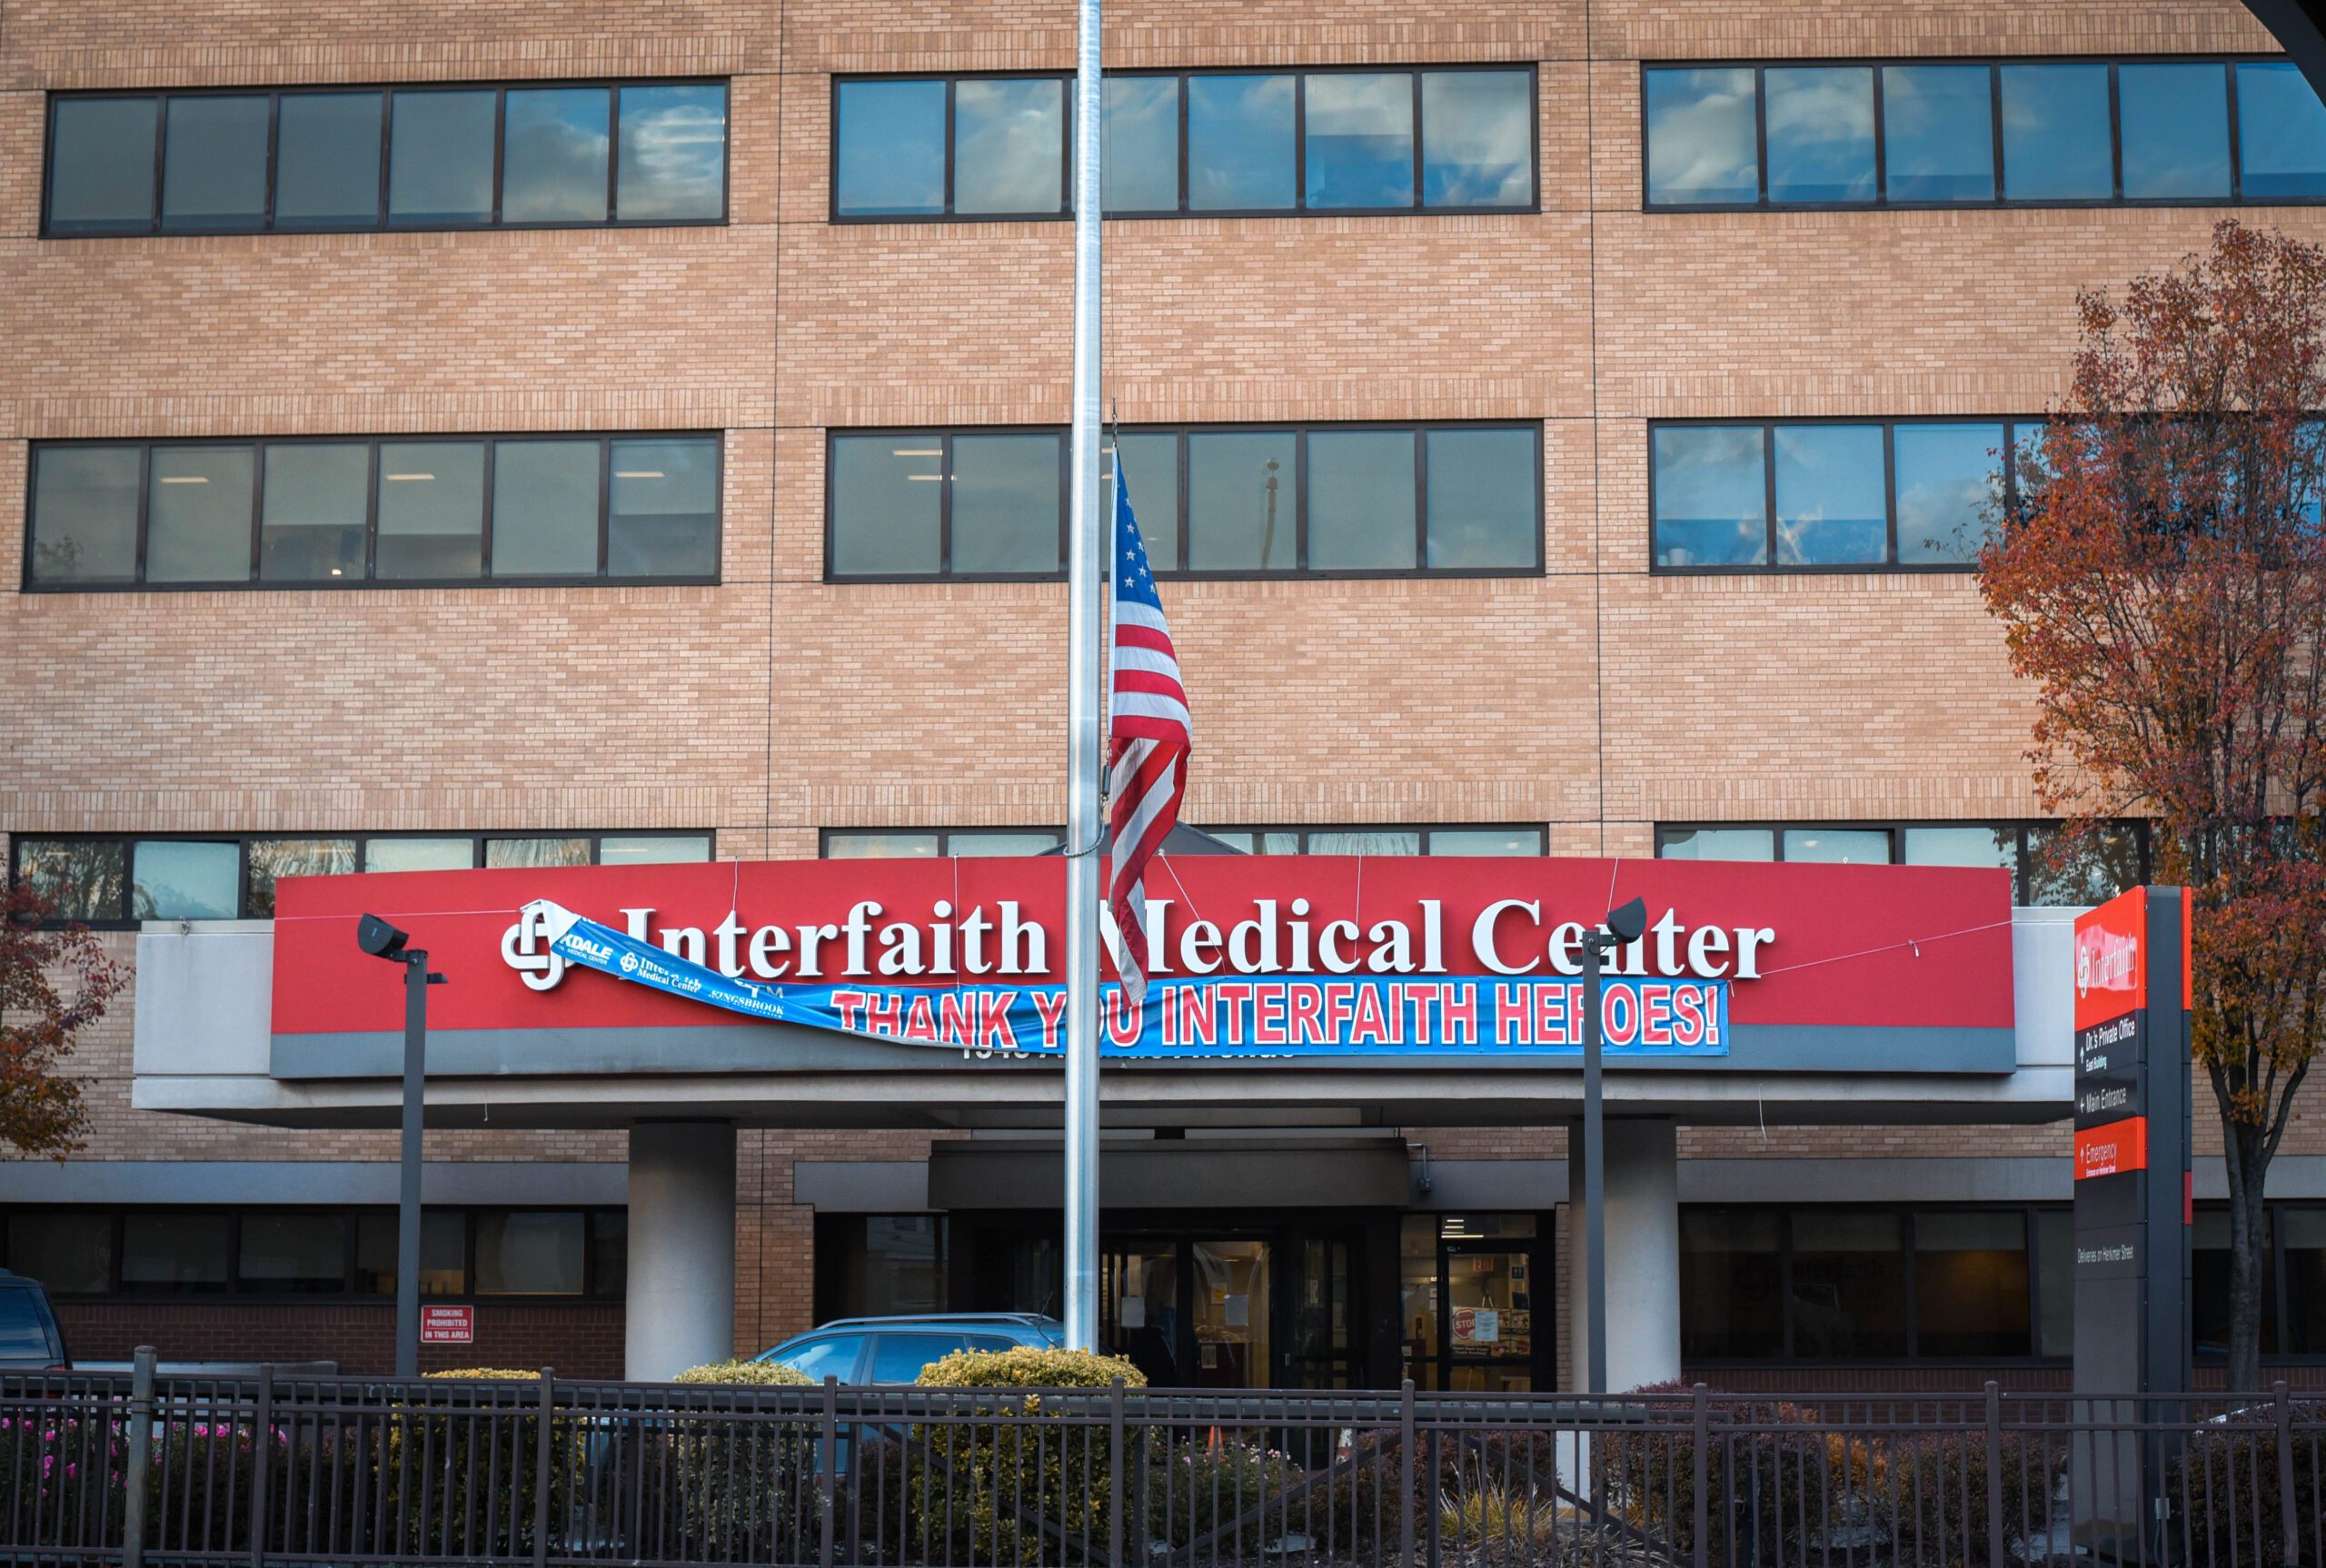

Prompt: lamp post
[357,914,442,1379]
[1578,896,1647,1395]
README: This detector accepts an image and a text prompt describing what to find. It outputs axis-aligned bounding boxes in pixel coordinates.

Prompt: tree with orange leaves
[0,876,121,1160]
[1981,219,2326,1389]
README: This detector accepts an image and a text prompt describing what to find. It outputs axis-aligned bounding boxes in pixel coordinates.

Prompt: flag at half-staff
[1105,461,1191,1006]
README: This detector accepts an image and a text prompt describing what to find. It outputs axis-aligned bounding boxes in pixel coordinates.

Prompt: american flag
[1106,460,1191,1006]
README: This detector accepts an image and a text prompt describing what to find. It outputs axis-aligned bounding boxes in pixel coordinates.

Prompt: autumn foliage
[0,876,122,1159]
[1978,219,2326,1387]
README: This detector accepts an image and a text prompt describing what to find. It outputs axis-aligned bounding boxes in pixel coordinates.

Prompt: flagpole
[1061,0,1106,1352]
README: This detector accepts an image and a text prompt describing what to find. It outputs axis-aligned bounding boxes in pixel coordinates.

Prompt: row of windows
[1656,820,2148,908]
[833,66,1536,220]
[2,1206,625,1300]
[819,826,1550,858]
[9,831,711,926]
[1651,419,2043,571]
[25,435,721,590]
[1686,1203,2326,1363]
[831,425,1541,580]
[45,82,728,237]
[1645,58,2326,209]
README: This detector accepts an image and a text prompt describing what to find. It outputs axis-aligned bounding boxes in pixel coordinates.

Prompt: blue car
[754,1313,1065,1385]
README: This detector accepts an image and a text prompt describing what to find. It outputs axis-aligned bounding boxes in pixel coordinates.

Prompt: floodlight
[356,913,410,960]
[1605,897,1648,946]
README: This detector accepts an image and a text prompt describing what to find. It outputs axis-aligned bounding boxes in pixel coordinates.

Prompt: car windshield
[777,1335,864,1381]
[0,1290,56,1358]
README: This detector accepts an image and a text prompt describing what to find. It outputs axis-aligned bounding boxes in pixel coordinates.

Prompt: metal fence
[3,1356,2321,1566]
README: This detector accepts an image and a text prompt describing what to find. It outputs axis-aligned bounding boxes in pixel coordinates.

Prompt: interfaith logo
[498,905,570,992]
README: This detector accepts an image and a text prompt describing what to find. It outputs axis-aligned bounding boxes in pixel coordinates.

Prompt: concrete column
[1566,1118,1681,1393]
[626,1122,737,1381]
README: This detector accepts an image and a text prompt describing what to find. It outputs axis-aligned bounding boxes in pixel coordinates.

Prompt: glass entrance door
[1190,1240,1269,1386]
[1400,1214,1546,1391]
[1283,1236,1358,1388]
[1101,1245,1185,1384]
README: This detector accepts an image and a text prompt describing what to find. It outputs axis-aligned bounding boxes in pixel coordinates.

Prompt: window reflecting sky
[1764,67,1874,203]
[1999,65,2112,201]
[1643,68,1756,204]
[1420,71,1532,206]
[1307,429,1416,568]
[387,90,496,223]
[1304,73,1414,209]
[955,78,1063,214]
[1881,65,1993,202]
[2120,65,2232,199]
[503,88,610,223]
[1103,76,1180,211]
[1653,425,1766,567]
[1774,424,1886,565]
[162,96,269,228]
[1188,74,1296,210]
[836,80,946,215]
[2237,63,2326,199]
[617,84,727,220]
[1894,423,2002,564]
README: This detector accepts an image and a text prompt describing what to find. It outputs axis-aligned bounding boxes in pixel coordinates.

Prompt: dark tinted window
[2120,64,2232,200]
[260,443,371,581]
[870,1334,964,1384]
[1999,65,2112,201]
[1188,75,1297,210]
[503,88,611,223]
[123,1213,234,1293]
[835,80,947,215]
[1681,1208,1783,1357]
[8,1213,113,1295]
[145,445,255,584]
[274,93,383,226]
[618,84,728,220]
[0,1290,58,1359]
[1914,1210,2031,1356]
[161,96,270,230]
[1426,428,1537,567]
[1642,68,1756,204]
[475,1211,585,1295]
[387,90,497,223]
[493,440,602,576]
[239,1213,350,1293]
[830,433,943,574]
[2237,62,2326,200]
[949,433,1061,572]
[1788,1211,1907,1357]
[1764,67,1874,203]
[48,98,158,233]
[1304,73,1414,209]
[1881,65,1993,202]
[374,441,486,579]
[29,446,141,583]
[1307,429,1416,569]
[1188,431,1298,569]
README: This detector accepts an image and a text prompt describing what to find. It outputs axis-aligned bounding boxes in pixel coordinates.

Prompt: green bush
[674,1358,813,1386]
[1605,1394,1885,1563]
[1311,1426,1560,1555]
[1885,1428,2066,1567]
[910,1346,1143,1564]
[383,1373,580,1556]
[1142,1431,1301,1553]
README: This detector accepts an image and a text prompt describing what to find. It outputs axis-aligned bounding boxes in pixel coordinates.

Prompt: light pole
[1578,896,1647,1394]
[357,913,442,1379]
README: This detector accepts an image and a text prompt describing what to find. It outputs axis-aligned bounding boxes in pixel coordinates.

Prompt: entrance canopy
[132,854,2077,1130]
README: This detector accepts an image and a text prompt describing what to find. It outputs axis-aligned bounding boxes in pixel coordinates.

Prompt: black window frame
[0,1204,626,1304]
[828,64,1541,223]
[42,78,731,238]
[1648,415,2039,575]
[1199,824,1549,855]
[1653,819,2154,906]
[6,829,715,929]
[24,432,724,592]
[825,421,1545,583]
[1681,1203,2061,1368]
[1640,55,2325,213]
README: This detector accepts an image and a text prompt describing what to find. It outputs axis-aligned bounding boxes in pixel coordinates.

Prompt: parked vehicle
[754,1313,1065,1384]
[0,1270,70,1371]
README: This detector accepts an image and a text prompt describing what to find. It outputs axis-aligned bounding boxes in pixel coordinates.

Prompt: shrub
[674,1359,812,1386]
[425,1368,542,1380]
[1312,1425,1560,1555]
[1885,1427,2067,1568]
[1440,1478,1555,1546]
[385,1372,579,1556]
[2170,1401,2326,1568]
[1605,1394,1885,1563]
[1142,1431,1302,1553]
[910,1347,1143,1564]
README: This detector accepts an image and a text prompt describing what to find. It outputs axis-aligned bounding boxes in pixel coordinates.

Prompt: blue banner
[532,901,1728,1059]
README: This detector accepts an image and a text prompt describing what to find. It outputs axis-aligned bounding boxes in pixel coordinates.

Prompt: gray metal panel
[1409,1158,1567,1209]
[927,1140,1413,1210]
[0,1159,626,1206]
[1678,1156,2073,1204]
[135,924,275,1076]
[793,1160,932,1211]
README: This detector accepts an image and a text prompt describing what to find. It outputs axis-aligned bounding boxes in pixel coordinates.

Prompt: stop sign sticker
[422,1305,474,1344]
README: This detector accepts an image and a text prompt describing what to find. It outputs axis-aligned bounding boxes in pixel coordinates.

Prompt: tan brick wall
[5,0,2325,1312]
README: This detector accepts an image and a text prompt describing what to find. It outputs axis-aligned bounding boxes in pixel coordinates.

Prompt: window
[25,434,721,590]
[829,424,1539,581]
[780,1335,868,1382]
[831,67,1535,220]
[1655,820,2151,906]
[45,81,729,235]
[1653,419,2023,571]
[1682,1206,2043,1363]
[10,831,711,928]
[822,829,1066,858]
[816,1215,949,1322]
[1200,826,1545,855]
[1642,56,2326,209]
[4,1206,624,1298]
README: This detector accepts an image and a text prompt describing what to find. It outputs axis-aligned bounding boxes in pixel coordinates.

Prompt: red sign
[272,856,2015,1045]
[2073,888,2149,1031]
[2076,1116,2149,1181]
[422,1305,474,1344]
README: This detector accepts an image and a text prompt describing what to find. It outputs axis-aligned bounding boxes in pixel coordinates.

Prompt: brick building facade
[3,0,2324,1386]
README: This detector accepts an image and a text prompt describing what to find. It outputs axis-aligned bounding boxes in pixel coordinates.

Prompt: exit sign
[422,1305,474,1344]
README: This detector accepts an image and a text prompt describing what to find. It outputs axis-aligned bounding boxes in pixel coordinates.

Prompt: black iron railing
[3,1358,2321,1565]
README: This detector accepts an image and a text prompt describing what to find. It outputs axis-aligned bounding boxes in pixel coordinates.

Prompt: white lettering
[1317,919,1362,974]
[1651,908,1685,977]
[747,924,790,978]
[1733,926,1775,981]
[877,920,924,976]
[1228,901,1279,972]
[842,901,880,977]
[999,901,1044,975]
[1471,898,1541,976]
[1686,924,1731,978]
[1420,900,1445,972]
[1546,921,1585,977]
[1367,918,1416,974]
[713,909,748,978]
[1179,918,1224,975]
